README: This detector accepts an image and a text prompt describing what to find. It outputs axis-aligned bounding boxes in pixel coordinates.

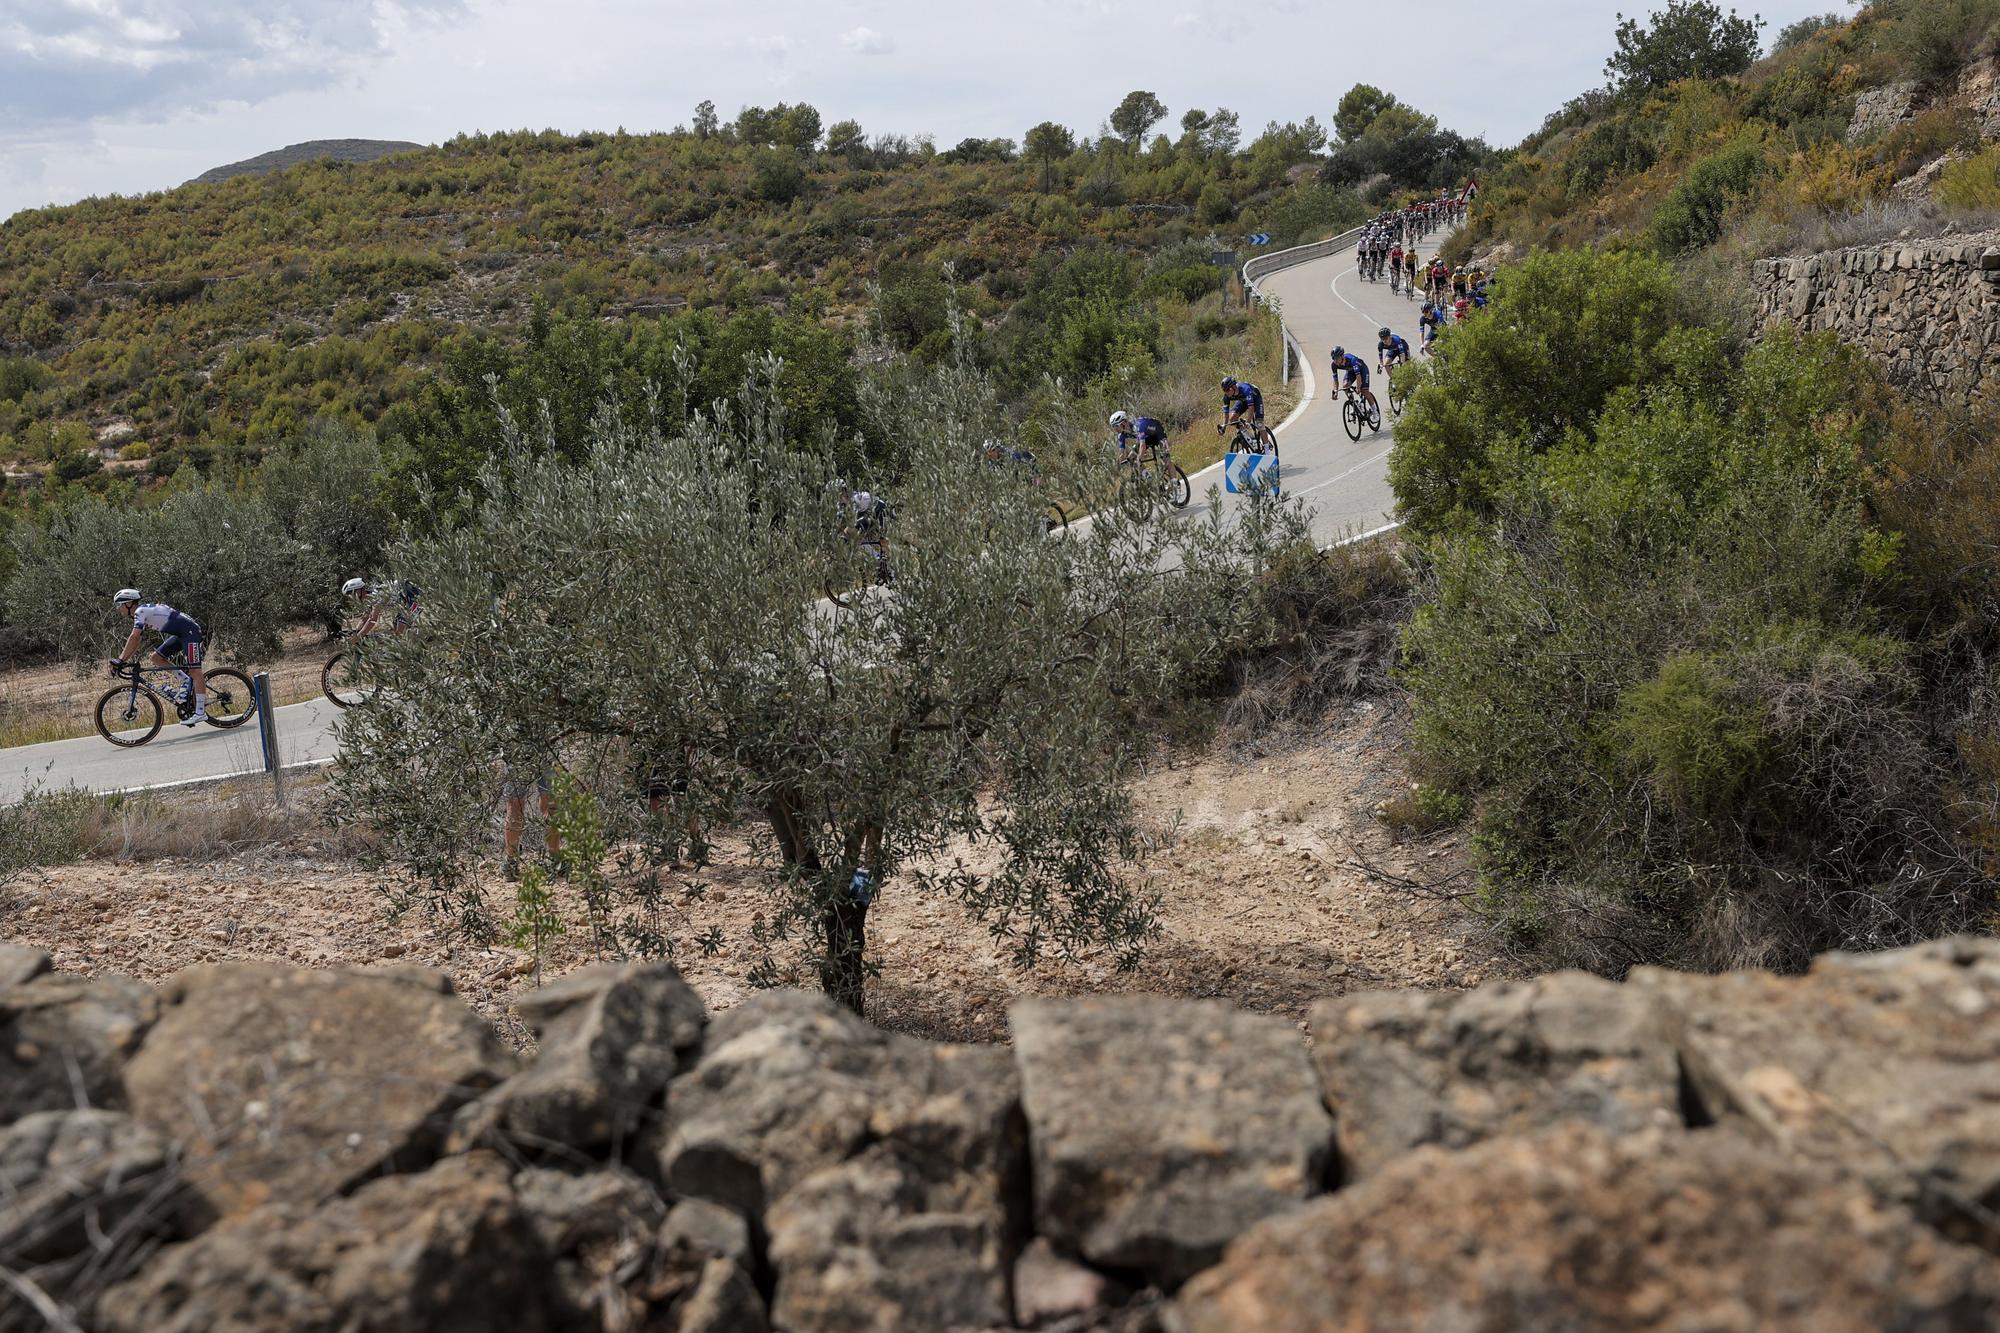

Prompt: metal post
[254,672,285,806]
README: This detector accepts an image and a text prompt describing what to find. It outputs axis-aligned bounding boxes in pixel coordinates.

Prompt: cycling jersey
[1380,335,1411,362]
[1225,383,1264,420]
[132,603,204,665]
[1118,417,1168,451]
[1334,352,1370,388]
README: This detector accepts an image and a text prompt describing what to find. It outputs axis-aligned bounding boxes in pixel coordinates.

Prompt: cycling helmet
[1108,410,1129,429]
[112,588,141,606]
[341,577,369,597]
[1378,327,1391,338]
[1221,376,1238,391]
[1329,346,1344,360]
[851,490,875,515]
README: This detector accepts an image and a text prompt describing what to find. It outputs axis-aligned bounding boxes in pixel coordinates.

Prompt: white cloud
[839,25,894,55]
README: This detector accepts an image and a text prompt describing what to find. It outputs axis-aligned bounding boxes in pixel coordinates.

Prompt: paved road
[0,232,1424,803]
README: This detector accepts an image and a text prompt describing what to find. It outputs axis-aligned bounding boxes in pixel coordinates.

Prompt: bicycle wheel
[1044,503,1069,534]
[95,685,161,747]
[1166,464,1191,509]
[1366,399,1384,433]
[322,652,370,709]
[1255,426,1281,473]
[203,667,257,728]
[1342,398,1363,442]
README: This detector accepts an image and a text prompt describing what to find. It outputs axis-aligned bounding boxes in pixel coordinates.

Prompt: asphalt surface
[0,232,1427,803]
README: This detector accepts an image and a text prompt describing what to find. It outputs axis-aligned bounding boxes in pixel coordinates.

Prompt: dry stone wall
[1752,233,2000,405]
[4,937,2000,1330]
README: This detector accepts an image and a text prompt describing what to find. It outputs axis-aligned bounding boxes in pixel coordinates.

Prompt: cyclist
[1419,301,1444,354]
[109,588,207,727]
[1404,249,1420,291]
[1218,376,1264,436]
[1329,345,1379,419]
[1377,326,1412,374]
[1110,409,1170,465]
[342,576,421,637]
[1388,241,1404,292]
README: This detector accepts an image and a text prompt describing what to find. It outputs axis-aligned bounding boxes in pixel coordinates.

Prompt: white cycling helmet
[341,577,369,596]
[1108,410,1129,429]
[112,588,141,606]
[851,490,875,514]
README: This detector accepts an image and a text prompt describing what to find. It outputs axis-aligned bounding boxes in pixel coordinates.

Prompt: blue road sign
[1247,232,1272,247]
[1224,451,1280,496]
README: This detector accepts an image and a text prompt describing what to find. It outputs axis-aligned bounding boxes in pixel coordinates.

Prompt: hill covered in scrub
[191,138,426,185]
[1456,1,2000,272]
[0,99,1467,481]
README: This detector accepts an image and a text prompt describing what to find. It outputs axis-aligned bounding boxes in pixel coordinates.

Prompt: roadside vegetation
[1454,0,2000,269]
[1391,243,1999,974]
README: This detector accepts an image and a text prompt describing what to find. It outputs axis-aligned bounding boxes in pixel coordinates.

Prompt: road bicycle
[321,635,380,709]
[1340,386,1384,441]
[95,659,256,748]
[980,444,1070,534]
[1222,417,1281,475]
[1117,440,1191,511]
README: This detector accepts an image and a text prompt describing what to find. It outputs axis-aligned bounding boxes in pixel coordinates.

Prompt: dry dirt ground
[4,699,1511,1049]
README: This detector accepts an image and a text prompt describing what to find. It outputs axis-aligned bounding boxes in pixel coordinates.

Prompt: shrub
[1653,138,1770,254]
[1937,144,2000,211]
[1885,0,2000,87]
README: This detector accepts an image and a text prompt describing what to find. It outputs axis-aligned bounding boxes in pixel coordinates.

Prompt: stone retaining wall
[5,936,2000,1330]
[1752,233,2000,405]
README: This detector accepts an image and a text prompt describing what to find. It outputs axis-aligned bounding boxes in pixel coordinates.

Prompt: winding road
[0,228,1427,803]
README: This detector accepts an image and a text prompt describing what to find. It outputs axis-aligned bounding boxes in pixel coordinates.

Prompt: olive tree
[333,360,1307,1011]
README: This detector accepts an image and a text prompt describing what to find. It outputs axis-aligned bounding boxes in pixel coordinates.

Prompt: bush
[1937,144,2000,211]
[0,785,94,887]
[1886,0,2000,86]
[1653,138,1770,254]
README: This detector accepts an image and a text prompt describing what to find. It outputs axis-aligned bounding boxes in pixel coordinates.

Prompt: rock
[97,1152,550,1333]
[0,1110,178,1324]
[0,972,157,1126]
[1641,936,2000,1248]
[655,990,1024,1331]
[122,963,516,1223]
[513,1166,669,1332]
[677,1256,770,1333]
[661,1197,753,1268]
[766,1151,1015,1332]
[0,942,50,989]
[1847,81,1917,142]
[1014,1236,1114,1328]
[1309,972,1681,1178]
[1175,1124,2000,1333]
[452,961,705,1159]
[1011,996,1333,1289]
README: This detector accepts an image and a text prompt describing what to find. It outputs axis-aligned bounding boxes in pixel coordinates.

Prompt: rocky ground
[5,698,1506,1049]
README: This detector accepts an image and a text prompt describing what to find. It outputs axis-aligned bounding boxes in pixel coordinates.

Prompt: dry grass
[71,774,376,863]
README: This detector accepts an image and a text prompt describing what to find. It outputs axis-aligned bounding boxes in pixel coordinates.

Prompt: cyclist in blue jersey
[1377,326,1412,373]
[1110,409,1170,466]
[1419,302,1444,354]
[1218,377,1264,436]
[1330,345,1379,418]
[109,588,207,726]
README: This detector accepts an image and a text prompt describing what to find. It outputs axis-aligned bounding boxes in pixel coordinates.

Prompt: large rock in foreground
[1642,936,2000,1247]
[655,990,1023,1331]
[1011,996,1333,1289]
[1309,971,1681,1177]
[1175,1123,2000,1333]
[121,963,516,1222]
[451,961,706,1159]
[97,1152,547,1333]
[0,969,157,1126]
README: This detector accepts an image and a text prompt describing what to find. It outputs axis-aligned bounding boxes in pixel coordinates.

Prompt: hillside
[191,138,426,185]
[0,112,1382,479]
[1456,4,2000,274]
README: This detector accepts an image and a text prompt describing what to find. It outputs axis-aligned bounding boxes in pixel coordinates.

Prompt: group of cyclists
[105,578,417,727]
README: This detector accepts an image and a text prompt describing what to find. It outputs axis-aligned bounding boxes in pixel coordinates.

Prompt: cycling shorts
[1344,365,1370,389]
[159,635,204,667]
[1230,404,1265,424]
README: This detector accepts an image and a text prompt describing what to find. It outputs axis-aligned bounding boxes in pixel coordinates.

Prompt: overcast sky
[1,0,1854,224]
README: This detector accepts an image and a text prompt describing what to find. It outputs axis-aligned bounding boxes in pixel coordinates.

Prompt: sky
[0,0,1856,224]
